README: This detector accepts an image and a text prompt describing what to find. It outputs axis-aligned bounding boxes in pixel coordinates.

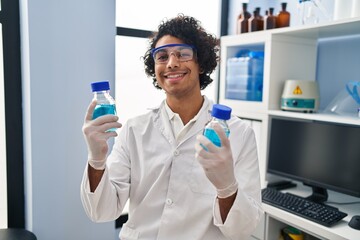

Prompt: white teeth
[167,74,183,78]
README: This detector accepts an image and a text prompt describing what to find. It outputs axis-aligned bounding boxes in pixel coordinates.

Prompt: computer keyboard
[262,187,348,227]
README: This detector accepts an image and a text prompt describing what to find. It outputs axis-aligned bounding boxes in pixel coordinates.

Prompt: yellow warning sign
[293,85,302,95]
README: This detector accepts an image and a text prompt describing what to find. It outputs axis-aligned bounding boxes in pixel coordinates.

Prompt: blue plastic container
[225,50,264,101]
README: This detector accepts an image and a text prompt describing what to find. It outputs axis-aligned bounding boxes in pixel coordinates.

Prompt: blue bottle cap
[211,104,232,120]
[91,81,110,92]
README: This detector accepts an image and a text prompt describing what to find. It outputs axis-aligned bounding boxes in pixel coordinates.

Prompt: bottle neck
[269,8,274,15]
[93,90,114,104]
[242,3,248,13]
[94,90,109,96]
[208,117,230,137]
[211,117,228,128]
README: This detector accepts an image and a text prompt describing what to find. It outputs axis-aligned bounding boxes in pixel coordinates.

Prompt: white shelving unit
[219,17,360,240]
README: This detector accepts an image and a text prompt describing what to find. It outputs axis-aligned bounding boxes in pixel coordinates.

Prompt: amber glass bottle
[276,2,290,28]
[236,3,251,34]
[256,7,263,20]
[263,10,269,25]
[249,8,264,32]
[265,8,276,29]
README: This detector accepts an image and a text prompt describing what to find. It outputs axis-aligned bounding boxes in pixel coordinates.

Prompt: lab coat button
[174,150,180,156]
[166,198,173,205]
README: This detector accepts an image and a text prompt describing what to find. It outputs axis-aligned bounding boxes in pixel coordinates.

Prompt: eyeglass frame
[151,43,197,64]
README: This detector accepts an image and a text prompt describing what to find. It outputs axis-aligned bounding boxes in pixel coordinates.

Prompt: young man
[81,15,263,239]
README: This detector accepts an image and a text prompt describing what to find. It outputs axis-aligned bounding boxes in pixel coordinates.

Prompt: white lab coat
[81,96,263,240]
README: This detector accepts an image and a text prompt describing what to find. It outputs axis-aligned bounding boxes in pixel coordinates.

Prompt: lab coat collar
[179,96,213,144]
[149,96,213,147]
[147,95,212,114]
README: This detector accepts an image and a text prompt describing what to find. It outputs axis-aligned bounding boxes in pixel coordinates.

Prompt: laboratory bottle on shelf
[298,0,331,25]
[263,10,269,29]
[256,7,264,28]
[256,7,263,20]
[265,8,276,29]
[249,8,264,32]
[91,80,117,121]
[236,3,251,34]
[276,2,290,28]
[203,104,232,147]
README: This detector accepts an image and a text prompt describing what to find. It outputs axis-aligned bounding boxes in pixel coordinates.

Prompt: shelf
[221,31,268,47]
[268,110,360,126]
[221,99,266,116]
[272,17,360,40]
[231,17,360,41]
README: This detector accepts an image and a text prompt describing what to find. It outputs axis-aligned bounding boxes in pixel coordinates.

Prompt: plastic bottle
[236,3,251,34]
[248,51,264,101]
[203,104,232,147]
[91,80,117,120]
[299,0,331,25]
[225,49,264,102]
[276,2,290,28]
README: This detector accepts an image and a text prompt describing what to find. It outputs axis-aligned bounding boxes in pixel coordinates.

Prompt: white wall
[116,0,221,33]
[20,0,116,239]
[0,24,8,229]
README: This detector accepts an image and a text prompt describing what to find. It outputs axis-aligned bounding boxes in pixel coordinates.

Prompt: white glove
[82,100,122,170]
[195,122,238,198]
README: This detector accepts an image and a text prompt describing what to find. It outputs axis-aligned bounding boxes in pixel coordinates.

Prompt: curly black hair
[143,14,219,90]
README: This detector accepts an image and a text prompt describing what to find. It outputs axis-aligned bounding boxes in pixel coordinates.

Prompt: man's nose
[166,52,180,68]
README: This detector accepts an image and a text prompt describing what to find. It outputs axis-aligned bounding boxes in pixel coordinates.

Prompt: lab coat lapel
[151,101,177,147]
[178,98,213,145]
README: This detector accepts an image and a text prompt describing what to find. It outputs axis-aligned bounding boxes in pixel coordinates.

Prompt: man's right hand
[82,100,122,170]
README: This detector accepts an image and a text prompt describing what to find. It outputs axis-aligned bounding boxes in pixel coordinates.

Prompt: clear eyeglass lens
[154,47,194,64]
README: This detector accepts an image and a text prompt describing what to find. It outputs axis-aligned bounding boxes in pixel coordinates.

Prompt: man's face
[153,35,201,99]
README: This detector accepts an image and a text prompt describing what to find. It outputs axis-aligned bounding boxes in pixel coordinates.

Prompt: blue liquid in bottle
[93,104,117,119]
[203,128,230,147]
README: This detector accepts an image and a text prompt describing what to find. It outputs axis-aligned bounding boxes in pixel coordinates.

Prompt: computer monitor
[267,116,360,203]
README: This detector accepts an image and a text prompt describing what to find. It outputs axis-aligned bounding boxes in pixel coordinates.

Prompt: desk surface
[0,228,37,240]
[263,184,360,240]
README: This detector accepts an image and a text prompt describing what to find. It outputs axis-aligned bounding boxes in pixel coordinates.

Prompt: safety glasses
[151,43,196,64]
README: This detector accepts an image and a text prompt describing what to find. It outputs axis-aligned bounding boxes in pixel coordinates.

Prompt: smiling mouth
[165,73,185,79]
